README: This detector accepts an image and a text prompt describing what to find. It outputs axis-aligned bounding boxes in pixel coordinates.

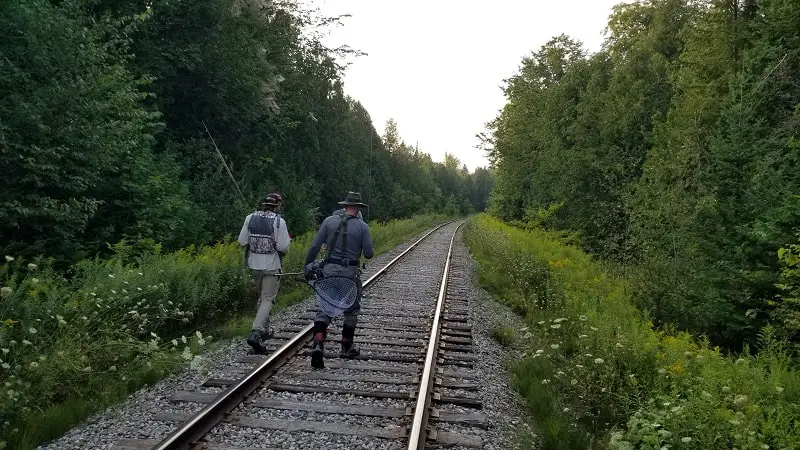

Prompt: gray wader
[311,215,363,368]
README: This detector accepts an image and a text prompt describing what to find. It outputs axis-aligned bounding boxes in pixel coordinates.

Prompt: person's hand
[304,263,315,281]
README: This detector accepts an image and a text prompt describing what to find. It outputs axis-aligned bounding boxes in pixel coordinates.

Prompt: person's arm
[305,218,331,265]
[275,217,291,254]
[361,223,374,259]
[238,215,251,246]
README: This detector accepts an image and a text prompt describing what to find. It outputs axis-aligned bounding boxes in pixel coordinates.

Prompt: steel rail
[151,220,458,450]
[407,221,464,449]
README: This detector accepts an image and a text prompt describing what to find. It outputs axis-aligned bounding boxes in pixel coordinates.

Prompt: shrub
[463,214,800,449]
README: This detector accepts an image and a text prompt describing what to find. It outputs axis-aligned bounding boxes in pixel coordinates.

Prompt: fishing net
[309,275,360,317]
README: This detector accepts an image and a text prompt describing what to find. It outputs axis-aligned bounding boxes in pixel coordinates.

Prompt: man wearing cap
[239,194,291,354]
[304,192,374,368]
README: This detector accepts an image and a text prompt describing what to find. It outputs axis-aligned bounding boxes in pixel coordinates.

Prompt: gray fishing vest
[247,211,279,254]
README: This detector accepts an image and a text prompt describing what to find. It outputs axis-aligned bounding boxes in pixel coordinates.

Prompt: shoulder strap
[325,214,356,262]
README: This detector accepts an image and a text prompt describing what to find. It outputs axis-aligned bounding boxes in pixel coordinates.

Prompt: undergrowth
[0,213,450,449]
[463,214,799,450]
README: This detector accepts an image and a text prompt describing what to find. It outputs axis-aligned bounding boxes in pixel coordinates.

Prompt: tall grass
[463,214,799,449]
[0,213,450,449]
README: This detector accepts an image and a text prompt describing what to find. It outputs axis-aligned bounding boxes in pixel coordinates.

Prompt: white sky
[303,0,625,171]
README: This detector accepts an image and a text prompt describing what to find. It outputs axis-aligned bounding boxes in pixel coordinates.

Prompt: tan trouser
[251,269,280,332]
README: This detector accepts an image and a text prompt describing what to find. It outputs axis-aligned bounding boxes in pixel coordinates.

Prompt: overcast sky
[302,0,626,171]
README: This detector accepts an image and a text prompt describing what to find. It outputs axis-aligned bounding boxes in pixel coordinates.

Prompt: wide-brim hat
[268,192,283,203]
[337,191,368,207]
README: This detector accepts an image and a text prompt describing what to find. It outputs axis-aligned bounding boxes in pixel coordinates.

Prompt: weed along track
[113,220,489,450]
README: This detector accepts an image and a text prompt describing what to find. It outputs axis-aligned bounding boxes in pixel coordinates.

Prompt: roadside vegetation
[464,215,799,449]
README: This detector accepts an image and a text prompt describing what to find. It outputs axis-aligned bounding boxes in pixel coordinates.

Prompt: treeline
[0,0,493,266]
[485,0,799,351]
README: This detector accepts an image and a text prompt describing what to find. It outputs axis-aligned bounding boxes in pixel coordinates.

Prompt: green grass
[491,325,516,347]
[463,214,800,450]
[0,213,452,449]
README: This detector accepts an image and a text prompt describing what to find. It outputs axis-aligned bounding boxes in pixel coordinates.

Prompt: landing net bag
[310,275,360,317]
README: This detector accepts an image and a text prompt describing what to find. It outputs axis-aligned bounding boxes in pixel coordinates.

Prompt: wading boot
[246,329,268,355]
[339,325,360,359]
[311,323,327,369]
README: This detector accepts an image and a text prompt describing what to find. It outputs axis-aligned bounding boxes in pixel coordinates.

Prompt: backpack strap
[324,214,356,264]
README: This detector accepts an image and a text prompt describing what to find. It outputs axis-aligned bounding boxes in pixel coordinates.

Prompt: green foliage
[0,213,447,448]
[491,325,516,347]
[0,0,492,267]
[485,0,800,351]
[464,215,800,450]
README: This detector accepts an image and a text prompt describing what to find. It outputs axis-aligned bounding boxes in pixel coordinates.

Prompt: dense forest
[484,0,799,352]
[0,0,493,267]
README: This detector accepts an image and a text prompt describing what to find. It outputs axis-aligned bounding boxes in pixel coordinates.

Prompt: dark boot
[311,322,327,369]
[246,329,267,355]
[339,325,360,359]
[260,327,274,340]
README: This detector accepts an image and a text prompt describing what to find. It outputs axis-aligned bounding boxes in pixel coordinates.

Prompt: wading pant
[251,268,281,332]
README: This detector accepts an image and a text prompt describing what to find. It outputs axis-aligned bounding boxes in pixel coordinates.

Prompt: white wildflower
[190,355,203,370]
[90,292,96,296]
[4,256,13,262]
[22,340,32,346]
[575,364,584,369]
[0,364,9,370]
[563,407,570,413]
[535,349,544,354]
[38,356,45,361]
[108,274,115,278]
[541,379,550,385]
[722,386,731,393]
[735,358,745,365]
[681,437,692,443]
[553,317,567,323]
[733,395,748,408]
[109,365,117,371]
[181,335,187,344]
[31,278,39,284]
[658,368,667,375]
[537,321,545,325]
[684,351,693,357]
[776,386,784,394]
[181,347,193,361]
[579,334,588,338]
[195,331,203,339]
[616,343,624,349]
[571,379,578,385]
[29,362,38,369]
[111,290,117,295]
[0,287,12,299]
[578,315,588,321]
[171,339,178,347]
[27,263,37,270]
[556,371,565,376]
[83,366,91,372]
[138,272,144,276]
[550,344,560,350]
[601,387,607,393]
[0,349,8,355]
[137,287,142,291]
[590,327,599,331]
[150,332,158,338]
[550,324,561,329]
[197,338,206,346]
[594,358,604,364]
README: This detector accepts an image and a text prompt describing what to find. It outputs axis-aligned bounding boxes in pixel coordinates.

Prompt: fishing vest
[247,211,280,254]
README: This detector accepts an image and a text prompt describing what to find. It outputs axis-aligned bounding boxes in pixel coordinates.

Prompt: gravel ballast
[38,222,536,449]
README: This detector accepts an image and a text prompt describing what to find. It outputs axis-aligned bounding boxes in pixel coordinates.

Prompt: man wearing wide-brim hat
[304,191,374,369]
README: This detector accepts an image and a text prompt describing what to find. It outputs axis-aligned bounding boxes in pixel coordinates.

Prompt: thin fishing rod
[201,120,249,209]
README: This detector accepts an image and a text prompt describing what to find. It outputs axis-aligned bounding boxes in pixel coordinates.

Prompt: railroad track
[116,220,485,450]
